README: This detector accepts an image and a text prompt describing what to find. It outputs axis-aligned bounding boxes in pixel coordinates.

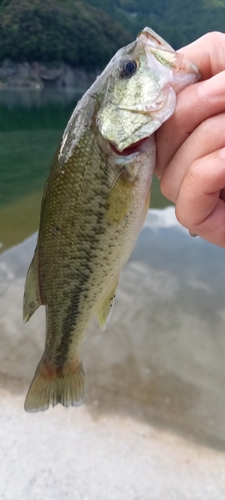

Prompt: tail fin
[24,357,85,412]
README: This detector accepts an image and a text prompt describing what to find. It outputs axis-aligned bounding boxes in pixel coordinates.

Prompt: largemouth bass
[23,27,199,412]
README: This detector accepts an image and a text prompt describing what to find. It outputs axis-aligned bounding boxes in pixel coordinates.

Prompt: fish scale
[23,27,199,411]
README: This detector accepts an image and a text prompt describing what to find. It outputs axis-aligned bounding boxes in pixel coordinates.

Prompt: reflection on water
[0,88,81,109]
[0,208,225,500]
[0,89,170,254]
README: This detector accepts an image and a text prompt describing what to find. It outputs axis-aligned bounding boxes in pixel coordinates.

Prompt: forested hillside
[0,0,224,69]
[0,0,132,69]
[86,0,225,49]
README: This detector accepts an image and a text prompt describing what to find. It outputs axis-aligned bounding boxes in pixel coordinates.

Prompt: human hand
[155,32,225,248]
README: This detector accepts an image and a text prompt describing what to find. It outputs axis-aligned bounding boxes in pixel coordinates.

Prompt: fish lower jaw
[109,136,151,158]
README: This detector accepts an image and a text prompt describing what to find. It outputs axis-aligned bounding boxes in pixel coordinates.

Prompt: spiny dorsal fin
[23,246,42,324]
[96,278,118,331]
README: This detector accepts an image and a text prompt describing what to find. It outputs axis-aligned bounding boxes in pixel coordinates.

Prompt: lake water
[1,89,225,499]
[0,89,83,252]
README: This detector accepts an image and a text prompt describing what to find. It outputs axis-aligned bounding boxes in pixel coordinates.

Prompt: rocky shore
[0,60,99,90]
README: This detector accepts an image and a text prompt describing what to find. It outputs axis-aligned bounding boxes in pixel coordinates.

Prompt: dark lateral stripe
[54,205,109,367]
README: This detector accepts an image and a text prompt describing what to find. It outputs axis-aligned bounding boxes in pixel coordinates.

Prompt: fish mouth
[109,137,149,157]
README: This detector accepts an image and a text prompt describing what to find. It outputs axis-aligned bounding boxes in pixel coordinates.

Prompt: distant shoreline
[0,60,99,90]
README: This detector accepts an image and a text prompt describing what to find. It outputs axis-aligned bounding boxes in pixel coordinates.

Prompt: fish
[23,27,200,412]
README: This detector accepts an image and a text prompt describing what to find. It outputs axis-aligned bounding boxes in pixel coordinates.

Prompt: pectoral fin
[96,278,118,331]
[23,246,42,324]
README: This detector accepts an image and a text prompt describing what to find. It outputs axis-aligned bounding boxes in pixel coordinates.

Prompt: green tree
[0,0,131,68]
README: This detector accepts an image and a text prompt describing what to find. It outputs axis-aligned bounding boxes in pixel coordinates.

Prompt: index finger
[156,70,225,177]
[179,31,225,80]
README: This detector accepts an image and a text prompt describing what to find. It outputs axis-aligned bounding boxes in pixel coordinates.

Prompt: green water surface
[0,89,169,253]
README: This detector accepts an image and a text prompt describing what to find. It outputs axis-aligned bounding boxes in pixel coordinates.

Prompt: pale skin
[155,31,225,248]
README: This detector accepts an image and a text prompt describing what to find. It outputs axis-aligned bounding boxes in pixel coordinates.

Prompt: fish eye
[119,59,137,78]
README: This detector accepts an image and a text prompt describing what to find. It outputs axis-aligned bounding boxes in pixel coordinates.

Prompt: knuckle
[198,119,213,142]
[175,203,188,228]
[205,32,225,73]
[186,160,202,187]
[196,116,220,151]
[160,175,174,202]
[175,203,197,235]
[206,31,225,42]
[202,31,225,50]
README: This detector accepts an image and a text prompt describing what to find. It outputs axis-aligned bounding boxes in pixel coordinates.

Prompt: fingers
[179,32,225,80]
[160,111,225,202]
[175,148,225,247]
[155,31,225,248]
[156,71,225,178]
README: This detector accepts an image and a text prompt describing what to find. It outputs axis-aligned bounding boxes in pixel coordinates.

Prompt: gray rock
[0,60,99,90]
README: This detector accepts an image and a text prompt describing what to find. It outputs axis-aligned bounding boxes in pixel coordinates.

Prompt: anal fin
[23,245,42,323]
[96,277,118,331]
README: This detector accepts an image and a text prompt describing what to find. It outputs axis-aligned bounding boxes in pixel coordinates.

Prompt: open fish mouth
[109,137,150,157]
